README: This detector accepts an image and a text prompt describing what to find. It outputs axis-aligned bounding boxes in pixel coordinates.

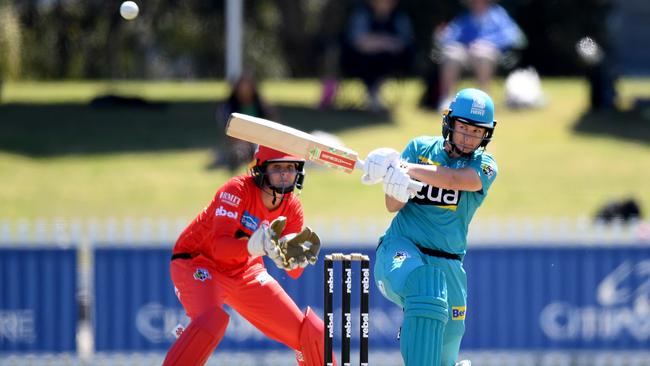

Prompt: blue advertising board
[0,247,77,352]
[94,247,183,351]
[463,245,650,350]
[93,244,650,352]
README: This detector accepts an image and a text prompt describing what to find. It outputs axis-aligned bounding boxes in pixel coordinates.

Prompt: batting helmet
[251,145,305,193]
[442,88,497,154]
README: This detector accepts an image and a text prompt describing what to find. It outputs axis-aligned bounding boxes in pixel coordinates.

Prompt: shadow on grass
[0,98,391,157]
[573,105,650,144]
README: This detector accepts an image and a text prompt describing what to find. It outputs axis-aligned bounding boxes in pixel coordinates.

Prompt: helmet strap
[446,140,476,158]
[260,184,287,207]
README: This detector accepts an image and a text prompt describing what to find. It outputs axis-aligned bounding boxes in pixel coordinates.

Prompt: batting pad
[400,265,449,366]
[162,306,229,366]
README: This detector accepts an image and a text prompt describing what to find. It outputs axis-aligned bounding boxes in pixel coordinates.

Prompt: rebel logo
[215,206,238,219]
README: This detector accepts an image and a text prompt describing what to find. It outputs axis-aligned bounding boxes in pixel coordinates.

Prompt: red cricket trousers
[170,256,306,351]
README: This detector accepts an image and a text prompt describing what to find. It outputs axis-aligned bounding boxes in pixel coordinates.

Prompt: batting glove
[361,147,401,185]
[383,165,415,203]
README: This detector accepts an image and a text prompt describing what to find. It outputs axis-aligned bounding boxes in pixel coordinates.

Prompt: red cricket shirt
[173,175,305,278]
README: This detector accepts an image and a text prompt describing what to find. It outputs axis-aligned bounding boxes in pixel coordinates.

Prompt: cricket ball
[120,1,139,20]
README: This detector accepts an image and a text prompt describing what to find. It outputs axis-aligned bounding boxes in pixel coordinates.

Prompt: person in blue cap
[361,88,498,366]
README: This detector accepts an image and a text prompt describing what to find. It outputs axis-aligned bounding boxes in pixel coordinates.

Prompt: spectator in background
[435,0,525,109]
[316,1,351,110]
[324,0,414,112]
[210,72,276,172]
[595,197,642,223]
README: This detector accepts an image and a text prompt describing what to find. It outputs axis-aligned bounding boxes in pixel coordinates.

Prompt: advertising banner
[93,245,650,351]
[0,248,77,352]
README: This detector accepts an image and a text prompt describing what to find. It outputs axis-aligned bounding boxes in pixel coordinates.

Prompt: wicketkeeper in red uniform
[163,145,334,366]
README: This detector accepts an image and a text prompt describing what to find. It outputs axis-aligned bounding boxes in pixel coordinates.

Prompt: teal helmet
[442,88,497,155]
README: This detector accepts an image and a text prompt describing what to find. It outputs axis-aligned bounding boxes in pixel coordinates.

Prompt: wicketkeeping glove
[277,227,321,269]
[361,147,401,185]
[383,165,415,203]
[247,216,289,269]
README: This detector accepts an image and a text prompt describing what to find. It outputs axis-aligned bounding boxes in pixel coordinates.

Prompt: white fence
[0,217,649,246]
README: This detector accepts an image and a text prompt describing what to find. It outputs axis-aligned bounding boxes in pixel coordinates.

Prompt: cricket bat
[225,113,423,192]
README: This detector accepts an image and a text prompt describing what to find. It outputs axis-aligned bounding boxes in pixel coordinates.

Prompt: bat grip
[356,158,424,192]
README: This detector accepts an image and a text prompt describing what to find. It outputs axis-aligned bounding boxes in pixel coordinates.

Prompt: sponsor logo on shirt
[413,155,460,209]
[241,211,260,231]
[219,191,242,207]
[452,306,466,320]
[215,205,238,219]
[418,156,440,165]
[412,185,460,210]
[481,163,495,179]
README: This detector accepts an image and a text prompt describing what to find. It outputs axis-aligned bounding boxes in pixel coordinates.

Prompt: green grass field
[1,78,649,222]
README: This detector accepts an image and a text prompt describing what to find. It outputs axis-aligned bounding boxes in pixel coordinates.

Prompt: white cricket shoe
[455,360,471,366]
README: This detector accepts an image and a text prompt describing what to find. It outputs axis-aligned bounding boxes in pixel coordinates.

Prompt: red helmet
[254,146,303,166]
[251,146,306,193]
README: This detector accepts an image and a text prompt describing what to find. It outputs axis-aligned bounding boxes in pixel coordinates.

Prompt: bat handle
[356,158,424,193]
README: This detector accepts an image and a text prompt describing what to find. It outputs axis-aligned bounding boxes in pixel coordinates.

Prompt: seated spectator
[435,0,525,109]
[595,198,642,223]
[316,1,351,110]
[209,72,276,172]
[322,0,414,112]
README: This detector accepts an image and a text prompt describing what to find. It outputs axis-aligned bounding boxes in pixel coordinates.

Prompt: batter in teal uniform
[361,88,498,366]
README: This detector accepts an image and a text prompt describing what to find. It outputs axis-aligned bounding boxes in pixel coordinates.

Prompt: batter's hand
[383,165,415,203]
[247,217,288,269]
[361,147,400,185]
[278,227,321,269]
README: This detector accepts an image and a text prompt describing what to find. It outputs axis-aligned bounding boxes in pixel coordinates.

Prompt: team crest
[193,268,211,282]
[393,251,410,263]
[171,324,185,339]
[470,98,486,116]
[481,163,495,179]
